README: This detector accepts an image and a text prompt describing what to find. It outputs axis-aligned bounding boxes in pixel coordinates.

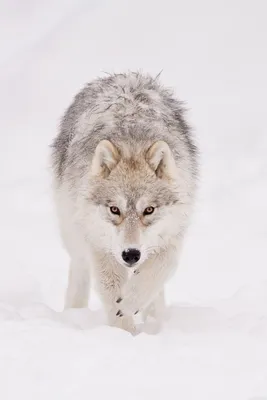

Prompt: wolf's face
[87,140,183,268]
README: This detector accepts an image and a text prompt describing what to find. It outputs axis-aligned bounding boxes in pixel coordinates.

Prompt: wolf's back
[51,72,198,186]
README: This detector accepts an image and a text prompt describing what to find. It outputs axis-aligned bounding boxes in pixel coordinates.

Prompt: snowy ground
[0,1,267,399]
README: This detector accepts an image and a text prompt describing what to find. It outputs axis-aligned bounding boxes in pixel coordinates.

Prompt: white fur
[51,72,197,334]
[53,177,185,334]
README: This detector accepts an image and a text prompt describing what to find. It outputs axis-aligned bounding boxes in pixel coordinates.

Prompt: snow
[0,0,266,399]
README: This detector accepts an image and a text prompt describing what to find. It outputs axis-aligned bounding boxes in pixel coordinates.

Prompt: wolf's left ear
[146,141,177,180]
[91,140,120,178]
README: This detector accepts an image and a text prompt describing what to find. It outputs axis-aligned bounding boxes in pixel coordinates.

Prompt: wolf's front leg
[65,258,90,309]
[116,245,178,318]
[93,253,136,334]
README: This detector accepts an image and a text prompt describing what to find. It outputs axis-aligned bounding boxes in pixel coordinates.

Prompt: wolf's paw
[115,308,139,318]
[116,309,123,317]
[115,297,139,317]
[109,314,138,335]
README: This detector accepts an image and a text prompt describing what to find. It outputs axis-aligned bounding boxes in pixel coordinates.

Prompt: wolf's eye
[110,206,120,216]
[143,206,155,216]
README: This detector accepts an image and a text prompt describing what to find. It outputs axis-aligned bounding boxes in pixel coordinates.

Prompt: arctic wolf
[51,72,198,333]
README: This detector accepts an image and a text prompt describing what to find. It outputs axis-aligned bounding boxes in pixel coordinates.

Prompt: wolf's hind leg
[64,258,90,309]
[143,289,166,321]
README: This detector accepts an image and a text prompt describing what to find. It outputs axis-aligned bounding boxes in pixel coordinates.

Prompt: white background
[0,1,266,399]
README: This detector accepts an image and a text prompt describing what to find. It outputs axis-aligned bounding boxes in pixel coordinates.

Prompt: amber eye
[110,206,120,215]
[143,206,155,216]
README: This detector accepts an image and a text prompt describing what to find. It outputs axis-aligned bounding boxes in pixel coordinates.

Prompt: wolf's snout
[122,248,141,266]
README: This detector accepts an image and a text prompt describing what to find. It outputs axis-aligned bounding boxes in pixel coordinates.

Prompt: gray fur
[51,71,197,183]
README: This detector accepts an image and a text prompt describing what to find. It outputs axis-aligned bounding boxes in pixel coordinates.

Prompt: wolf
[51,71,198,334]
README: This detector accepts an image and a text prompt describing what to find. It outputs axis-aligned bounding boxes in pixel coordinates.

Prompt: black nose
[122,248,141,266]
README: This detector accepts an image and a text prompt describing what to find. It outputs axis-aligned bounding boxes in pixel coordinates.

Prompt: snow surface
[0,0,267,399]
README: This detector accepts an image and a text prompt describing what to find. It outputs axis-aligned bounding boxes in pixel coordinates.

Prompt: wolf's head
[87,140,190,268]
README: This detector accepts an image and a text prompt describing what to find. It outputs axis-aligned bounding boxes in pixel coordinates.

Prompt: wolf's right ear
[91,140,120,178]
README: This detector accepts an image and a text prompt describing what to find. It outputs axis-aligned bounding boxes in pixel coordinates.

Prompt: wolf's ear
[91,140,120,178]
[146,141,176,180]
